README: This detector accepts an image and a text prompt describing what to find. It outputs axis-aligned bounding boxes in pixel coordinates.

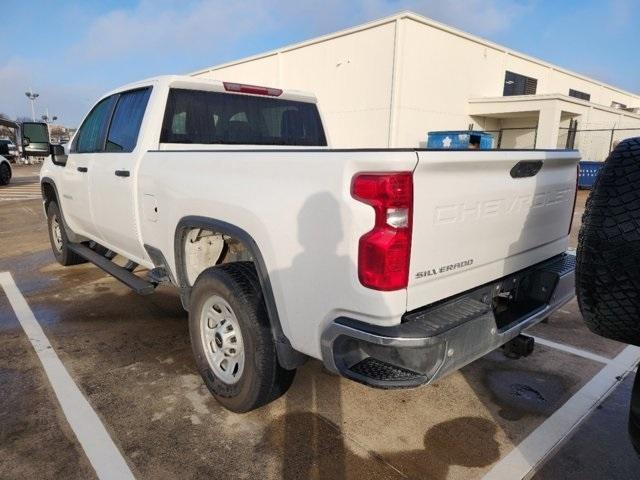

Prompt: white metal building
[192,11,640,156]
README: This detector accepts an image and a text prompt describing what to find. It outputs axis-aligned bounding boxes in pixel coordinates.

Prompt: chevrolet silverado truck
[39,75,579,412]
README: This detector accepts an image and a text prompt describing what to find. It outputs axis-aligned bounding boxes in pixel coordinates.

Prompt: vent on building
[611,101,627,109]
[503,71,538,96]
[569,89,591,101]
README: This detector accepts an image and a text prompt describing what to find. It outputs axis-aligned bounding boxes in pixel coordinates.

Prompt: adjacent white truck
[39,75,579,412]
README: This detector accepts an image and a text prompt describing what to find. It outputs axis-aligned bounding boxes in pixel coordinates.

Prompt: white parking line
[0,272,135,480]
[530,335,612,364]
[483,344,640,480]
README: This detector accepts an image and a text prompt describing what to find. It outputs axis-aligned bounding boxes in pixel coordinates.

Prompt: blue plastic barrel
[427,131,494,149]
[578,161,604,189]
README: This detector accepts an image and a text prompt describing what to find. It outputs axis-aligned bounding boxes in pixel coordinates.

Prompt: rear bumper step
[67,243,156,295]
[321,252,576,389]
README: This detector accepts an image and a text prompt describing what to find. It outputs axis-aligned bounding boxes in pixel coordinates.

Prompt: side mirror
[0,143,8,156]
[50,144,68,166]
[21,122,50,157]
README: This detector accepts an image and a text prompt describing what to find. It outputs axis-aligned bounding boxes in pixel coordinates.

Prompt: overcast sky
[1,0,637,126]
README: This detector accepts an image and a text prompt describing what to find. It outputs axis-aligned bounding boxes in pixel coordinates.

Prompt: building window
[611,101,627,109]
[503,71,538,96]
[569,89,590,101]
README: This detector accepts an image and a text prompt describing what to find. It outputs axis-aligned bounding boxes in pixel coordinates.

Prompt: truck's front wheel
[189,262,295,412]
[46,201,86,266]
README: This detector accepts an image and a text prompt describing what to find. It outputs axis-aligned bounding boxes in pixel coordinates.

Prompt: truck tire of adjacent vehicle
[0,161,11,186]
[188,262,296,412]
[576,137,640,346]
[46,201,86,266]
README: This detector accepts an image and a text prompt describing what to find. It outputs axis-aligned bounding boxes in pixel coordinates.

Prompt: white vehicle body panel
[40,75,580,361]
[408,149,579,311]
[138,149,417,357]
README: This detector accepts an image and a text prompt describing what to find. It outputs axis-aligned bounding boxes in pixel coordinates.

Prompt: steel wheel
[51,213,63,252]
[200,295,245,384]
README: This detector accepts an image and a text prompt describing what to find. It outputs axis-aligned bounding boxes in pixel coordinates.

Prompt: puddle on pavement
[485,368,566,421]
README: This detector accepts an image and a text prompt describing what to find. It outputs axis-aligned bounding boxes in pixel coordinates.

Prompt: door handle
[114,170,130,177]
[77,167,88,173]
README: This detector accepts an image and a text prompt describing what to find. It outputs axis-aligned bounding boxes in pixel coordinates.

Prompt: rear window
[160,88,327,146]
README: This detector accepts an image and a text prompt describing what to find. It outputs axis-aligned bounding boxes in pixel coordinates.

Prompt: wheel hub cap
[51,215,63,252]
[200,295,245,385]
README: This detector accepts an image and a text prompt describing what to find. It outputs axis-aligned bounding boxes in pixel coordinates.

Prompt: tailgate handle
[511,161,543,178]
[115,170,130,177]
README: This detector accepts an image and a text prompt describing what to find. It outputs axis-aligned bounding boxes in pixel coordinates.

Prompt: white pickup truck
[39,75,579,412]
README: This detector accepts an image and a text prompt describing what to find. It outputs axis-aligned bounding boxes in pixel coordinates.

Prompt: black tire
[630,369,640,455]
[46,201,86,266]
[189,262,295,412]
[576,137,640,345]
[0,162,11,185]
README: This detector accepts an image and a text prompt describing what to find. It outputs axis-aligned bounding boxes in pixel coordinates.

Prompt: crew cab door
[88,87,152,263]
[62,95,118,238]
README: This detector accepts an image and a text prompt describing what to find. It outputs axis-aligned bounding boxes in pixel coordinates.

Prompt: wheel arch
[174,216,305,369]
[41,177,58,210]
[41,177,88,244]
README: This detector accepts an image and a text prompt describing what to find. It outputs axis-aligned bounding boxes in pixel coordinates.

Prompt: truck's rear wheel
[576,137,640,345]
[189,262,295,412]
[46,201,86,266]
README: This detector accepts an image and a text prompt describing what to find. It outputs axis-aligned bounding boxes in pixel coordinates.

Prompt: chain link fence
[559,125,640,161]
[484,127,539,149]
[436,125,638,155]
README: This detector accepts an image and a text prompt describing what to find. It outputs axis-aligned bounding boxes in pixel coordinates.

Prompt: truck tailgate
[407,150,579,311]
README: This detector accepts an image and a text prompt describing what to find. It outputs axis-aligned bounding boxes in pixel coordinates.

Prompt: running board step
[67,243,156,295]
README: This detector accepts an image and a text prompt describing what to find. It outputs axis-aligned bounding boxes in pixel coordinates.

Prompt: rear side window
[106,88,152,152]
[160,88,327,146]
[73,96,117,153]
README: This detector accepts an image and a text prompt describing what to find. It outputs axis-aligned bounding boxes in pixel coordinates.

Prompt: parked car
[38,75,579,412]
[0,154,12,185]
[576,137,640,454]
[0,138,19,161]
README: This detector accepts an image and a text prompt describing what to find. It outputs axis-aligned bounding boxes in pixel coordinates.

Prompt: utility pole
[25,89,39,121]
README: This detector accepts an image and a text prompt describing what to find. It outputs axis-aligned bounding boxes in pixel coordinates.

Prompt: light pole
[25,90,39,121]
[42,108,58,124]
[42,111,60,142]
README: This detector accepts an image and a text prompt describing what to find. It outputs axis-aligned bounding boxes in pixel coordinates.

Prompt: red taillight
[223,82,283,97]
[352,172,413,291]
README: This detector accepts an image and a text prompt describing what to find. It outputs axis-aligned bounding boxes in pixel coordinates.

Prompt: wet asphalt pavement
[1,165,639,479]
